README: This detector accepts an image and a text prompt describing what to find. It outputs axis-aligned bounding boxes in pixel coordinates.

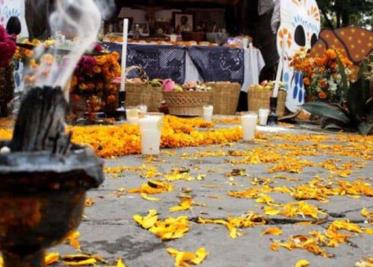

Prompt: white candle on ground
[241,113,258,141]
[139,116,163,155]
[120,19,129,93]
[203,105,214,122]
[138,105,148,114]
[258,108,270,126]
[126,107,139,124]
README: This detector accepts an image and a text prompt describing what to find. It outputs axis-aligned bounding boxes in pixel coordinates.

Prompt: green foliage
[302,102,350,124]
[317,0,373,28]
[303,57,373,135]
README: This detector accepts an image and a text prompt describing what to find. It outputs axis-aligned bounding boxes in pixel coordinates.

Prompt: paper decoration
[276,0,321,112]
[311,27,373,65]
[0,0,28,37]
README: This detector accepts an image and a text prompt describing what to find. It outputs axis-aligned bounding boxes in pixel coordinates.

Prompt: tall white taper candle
[272,56,283,98]
[272,37,286,98]
[120,19,129,93]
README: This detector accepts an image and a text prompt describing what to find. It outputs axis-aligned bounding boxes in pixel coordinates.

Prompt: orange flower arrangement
[69,116,241,158]
[13,39,42,62]
[70,50,121,114]
[291,48,354,102]
[14,39,57,64]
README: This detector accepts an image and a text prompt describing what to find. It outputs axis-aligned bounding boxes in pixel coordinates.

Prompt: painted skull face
[277,0,321,112]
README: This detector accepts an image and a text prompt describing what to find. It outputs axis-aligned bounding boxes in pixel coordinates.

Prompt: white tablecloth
[185,46,265,92]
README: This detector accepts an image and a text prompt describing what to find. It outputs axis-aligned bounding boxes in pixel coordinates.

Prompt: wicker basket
[248,89,287,116]
[163,91,212,116]
[207,82,241,115]
[125,66,163,112]
[125,82,151,106]
[148,85,163,112]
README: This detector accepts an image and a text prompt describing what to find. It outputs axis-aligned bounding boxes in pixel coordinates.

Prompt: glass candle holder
[241,112,258,141]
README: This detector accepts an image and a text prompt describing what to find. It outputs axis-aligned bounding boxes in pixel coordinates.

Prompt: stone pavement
[54,124,373,267]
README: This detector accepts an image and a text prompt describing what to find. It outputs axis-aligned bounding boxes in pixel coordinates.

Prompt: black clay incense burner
[0,86,104,267]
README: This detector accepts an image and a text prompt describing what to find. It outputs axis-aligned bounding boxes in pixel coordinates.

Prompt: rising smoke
[25,0,115,97]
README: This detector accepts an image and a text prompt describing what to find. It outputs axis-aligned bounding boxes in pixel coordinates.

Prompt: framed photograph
[173,12,194,33]
[119,17,134,32]
[132,23,150,35]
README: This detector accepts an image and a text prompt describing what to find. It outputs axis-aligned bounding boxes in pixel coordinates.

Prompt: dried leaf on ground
[198,213,265,239]
[62,254,102,266]
[149,216,190,240]
[170,197,193,212]
[128,180,173,195]
[328,220,363,233]
[133,209,159,229]
[167,247,208,267]
[141,193,161,202]
[262,227,283,236]
[134,210,190,240]
[45,252,60,265]
[356,257,373,267]
[295,259,310,267]
[66,231,81,250]
[116,258,127,267]
[362,208,373,223]
[85,198,95,207]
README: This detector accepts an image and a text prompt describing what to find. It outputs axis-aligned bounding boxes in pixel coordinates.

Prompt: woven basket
[125,82,151,107]
[125,66,163,112]
[207,82,241,115]
[163,91,212,116]
[125,66,150,107]
[148,85,163,112]
[248,89,287,116]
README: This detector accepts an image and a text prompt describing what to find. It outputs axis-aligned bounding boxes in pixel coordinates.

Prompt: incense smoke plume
[25,0,115,97]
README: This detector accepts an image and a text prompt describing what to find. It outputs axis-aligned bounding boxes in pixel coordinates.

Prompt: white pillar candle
[126,107,139,124]
[139,115,163,155]
[258,108,270,126]
[241,113,258,141]
[120,19,129,93]
[170,34,177,42]
[138,105,148,114]
[203,105,214,122]
[242,37,249,49]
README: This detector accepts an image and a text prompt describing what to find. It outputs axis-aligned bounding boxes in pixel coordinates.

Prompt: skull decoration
[277,0,321,112]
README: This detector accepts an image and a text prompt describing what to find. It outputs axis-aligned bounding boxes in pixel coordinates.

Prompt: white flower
[329,79,338,92]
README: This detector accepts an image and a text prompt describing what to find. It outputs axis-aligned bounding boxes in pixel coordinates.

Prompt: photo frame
[173,12,194,33]
[118,17,133,32]
[131,23,150,35]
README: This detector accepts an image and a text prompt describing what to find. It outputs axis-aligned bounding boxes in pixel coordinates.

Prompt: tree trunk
[342,12,350,27]
[336,12,341,28]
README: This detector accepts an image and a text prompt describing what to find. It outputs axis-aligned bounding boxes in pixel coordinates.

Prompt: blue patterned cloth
[188,46,245,84]
[102,42,246,85]
[102,42,186,84]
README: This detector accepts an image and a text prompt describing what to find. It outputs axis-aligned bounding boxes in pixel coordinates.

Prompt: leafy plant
[303,56,373,135]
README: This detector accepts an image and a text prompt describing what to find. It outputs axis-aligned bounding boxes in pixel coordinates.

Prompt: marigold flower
[318,91,327,99]
[326,49,337,60]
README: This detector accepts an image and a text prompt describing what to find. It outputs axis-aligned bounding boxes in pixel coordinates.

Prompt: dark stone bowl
[0,144,104,267]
